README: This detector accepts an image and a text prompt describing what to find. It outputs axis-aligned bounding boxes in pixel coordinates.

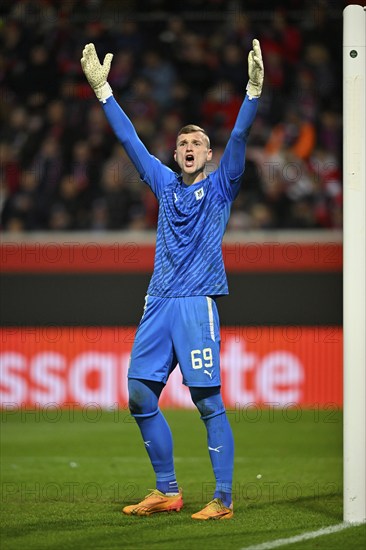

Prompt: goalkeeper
[81,39,263,520]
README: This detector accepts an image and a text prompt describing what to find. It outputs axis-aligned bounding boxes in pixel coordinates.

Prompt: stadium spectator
[0,1,343,232]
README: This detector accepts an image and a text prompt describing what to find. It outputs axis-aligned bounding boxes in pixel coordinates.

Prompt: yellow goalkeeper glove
[246,39,264,99]
[81,43,114,102]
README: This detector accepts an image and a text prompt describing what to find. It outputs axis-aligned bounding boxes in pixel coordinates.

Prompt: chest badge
[194,187,205,201]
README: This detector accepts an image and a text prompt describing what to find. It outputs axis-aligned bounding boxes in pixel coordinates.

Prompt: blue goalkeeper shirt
[102,94,258,297]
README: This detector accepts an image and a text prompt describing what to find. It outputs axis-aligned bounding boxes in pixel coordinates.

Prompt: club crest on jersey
[195,187,204,201]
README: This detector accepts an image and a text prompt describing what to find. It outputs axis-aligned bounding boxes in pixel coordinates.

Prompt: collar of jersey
[179,174,208,189]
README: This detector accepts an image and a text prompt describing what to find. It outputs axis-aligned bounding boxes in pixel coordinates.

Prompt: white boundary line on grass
[240,522,365,550]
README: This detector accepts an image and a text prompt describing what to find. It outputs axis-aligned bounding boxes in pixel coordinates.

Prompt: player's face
[174,132,212,180]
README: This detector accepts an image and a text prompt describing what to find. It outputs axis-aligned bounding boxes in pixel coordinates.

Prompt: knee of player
[128,390,151,416]
[127,378,160,416]
[190,386,225,419]
[128,395,144,416]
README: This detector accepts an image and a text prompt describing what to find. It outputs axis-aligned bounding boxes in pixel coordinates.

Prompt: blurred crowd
[0,0,343,232]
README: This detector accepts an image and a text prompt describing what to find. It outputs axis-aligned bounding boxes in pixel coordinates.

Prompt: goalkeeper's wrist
[246,81,261,99]
[94,82,113,103]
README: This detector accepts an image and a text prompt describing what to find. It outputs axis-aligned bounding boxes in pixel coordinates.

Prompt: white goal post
[343,4,366,524]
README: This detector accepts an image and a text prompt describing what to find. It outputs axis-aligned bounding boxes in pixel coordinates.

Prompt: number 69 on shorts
[191,348,214,370]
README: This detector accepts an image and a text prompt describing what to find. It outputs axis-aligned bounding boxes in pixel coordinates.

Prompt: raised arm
[80,43,166,189]
[219,39,264,182]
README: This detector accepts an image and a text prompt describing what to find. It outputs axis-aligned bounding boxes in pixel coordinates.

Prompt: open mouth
[185,154,194,167]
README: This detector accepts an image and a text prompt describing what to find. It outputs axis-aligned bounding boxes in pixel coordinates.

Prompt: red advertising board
[0,242,342,273]
[0,327,342,409]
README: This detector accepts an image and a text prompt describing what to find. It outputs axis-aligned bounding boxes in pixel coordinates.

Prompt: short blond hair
[177,125,210,148]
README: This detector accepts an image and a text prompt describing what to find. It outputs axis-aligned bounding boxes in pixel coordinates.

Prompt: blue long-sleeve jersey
[102,94,258,297]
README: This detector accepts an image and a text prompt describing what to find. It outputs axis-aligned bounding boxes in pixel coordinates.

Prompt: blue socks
[190,386,234,508]
[133,410,179,495]
[204,412,234,507]
[128,379,234,505]
[128,379,179,495]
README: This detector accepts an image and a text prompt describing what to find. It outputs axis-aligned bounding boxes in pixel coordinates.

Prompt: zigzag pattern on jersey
[147,173,232,297]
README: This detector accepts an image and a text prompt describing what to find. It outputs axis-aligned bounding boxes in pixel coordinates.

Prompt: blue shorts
[128,295,221,387]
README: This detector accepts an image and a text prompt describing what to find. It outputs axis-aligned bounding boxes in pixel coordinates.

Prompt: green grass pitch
[1,406,365,549]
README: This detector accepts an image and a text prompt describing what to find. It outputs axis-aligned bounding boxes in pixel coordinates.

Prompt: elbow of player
[228,166,244,181]
[230,128,249,143]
